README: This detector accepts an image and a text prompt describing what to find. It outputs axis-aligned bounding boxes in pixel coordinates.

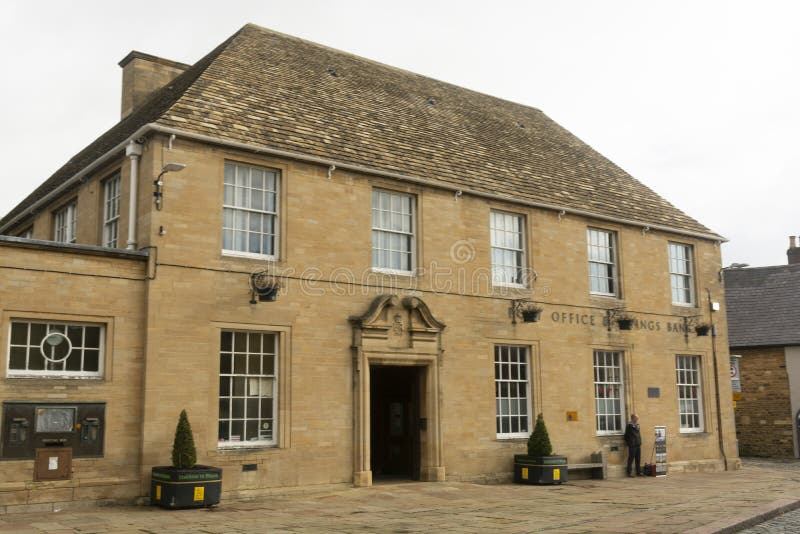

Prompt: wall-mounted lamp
[249,270,280,304]
[153,162,187,210]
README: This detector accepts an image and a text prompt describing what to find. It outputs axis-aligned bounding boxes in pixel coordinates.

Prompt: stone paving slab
[0,459,799,532]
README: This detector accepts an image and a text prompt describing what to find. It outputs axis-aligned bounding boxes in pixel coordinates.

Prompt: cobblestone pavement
[739,507,800,533]
[736,459,800,533]
[1,458,800,533]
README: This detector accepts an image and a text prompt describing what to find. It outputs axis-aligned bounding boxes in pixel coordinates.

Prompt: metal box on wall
[1,402,105,459]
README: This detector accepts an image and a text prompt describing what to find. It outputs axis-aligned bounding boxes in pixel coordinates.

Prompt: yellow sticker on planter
[521,467,528,480]
[155,485,161,500]
[194,486,204,501]
[553,468,560,480]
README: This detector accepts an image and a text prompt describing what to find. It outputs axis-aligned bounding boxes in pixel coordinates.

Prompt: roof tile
[2,24,717,237]
[724,264,800,348]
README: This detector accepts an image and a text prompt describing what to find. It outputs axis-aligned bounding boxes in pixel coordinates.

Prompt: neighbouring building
[0,24,739,511]
[724,236,800,458]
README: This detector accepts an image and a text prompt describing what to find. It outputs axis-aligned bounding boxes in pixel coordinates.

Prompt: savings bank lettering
[549,312,690,333]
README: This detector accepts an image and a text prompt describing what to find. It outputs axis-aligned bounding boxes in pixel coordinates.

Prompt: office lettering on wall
[548,311,691,334]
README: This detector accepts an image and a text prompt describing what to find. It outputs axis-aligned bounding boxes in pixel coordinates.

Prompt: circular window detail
[39,332,72,362]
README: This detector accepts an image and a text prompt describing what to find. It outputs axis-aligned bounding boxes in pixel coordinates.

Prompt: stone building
[724,237,800,458]
[0,24,739,511]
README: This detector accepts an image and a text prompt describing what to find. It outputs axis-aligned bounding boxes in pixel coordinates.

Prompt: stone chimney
[789,235,800,265]
[119,51,190,119]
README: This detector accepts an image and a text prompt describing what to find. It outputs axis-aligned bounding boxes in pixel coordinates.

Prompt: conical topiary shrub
[171,409,197,469]
[514,412,566,484]
[527,413,553,457]
[152,409,222,508]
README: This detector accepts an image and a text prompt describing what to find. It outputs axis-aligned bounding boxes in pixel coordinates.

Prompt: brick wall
[734,347,794,457]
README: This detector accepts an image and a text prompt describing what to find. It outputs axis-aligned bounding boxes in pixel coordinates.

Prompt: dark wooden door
[370,366,420,479]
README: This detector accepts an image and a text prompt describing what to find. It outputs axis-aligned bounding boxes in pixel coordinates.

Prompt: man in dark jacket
[624,413,642,477]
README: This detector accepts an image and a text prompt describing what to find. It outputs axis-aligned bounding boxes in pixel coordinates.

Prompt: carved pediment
[351,295,445,351]
[351,295,445,331]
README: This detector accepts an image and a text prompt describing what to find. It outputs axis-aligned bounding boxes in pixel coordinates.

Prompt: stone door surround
[350,295,446,486]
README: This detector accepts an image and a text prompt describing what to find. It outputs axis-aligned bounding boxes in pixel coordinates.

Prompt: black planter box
[521,309,542,323]
[514,455,568,485]
[617,319,634,331]
[151,466,222,509]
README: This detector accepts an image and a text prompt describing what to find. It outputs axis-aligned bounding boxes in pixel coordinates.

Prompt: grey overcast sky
[1,1,797,266]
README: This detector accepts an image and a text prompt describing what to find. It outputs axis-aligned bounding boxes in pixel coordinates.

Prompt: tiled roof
[723,264,800,348]
[1,24,718,237]
[0,30,240,229]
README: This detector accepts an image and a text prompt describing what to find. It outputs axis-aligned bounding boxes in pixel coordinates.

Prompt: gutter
[0,124,152,234]
[148,125,728,243]
[1,122,728,244]
[0,235,149,260]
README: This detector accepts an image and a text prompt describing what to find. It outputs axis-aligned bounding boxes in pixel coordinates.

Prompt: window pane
[7,321,103,377]
[219,376,230,396]
[222,162,280,257]
[490,211,525,286]
[676,355,703,431]
[372,190,414,271]
[495,346,531,437]
[220,353,232,374]
[587,229,617,295]
[10,323,28,345]
[219,330,278,446]
[218,421,229,441]
[83,350,100,371]
[65,351,82,371]
[669,243,694,304]
[593,351,624,433]
[9,346,26,369]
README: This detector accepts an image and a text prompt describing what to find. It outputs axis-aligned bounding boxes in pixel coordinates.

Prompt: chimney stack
[789,235,800,265]
[119,51,190,119]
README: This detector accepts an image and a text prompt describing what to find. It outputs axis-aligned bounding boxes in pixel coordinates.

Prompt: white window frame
[490,210,526,287]
[587,228,619,296]
[494,345,532,439]
[222,161,280,260]
[668,242,695,305]
[7,320,105,378]
[218,330,278,448]
[54,201,77,244]
[676,355,704,433]
[102,173,121,248]
[593,350,625,435]
[18,227,33,239]
[371,189,416,275]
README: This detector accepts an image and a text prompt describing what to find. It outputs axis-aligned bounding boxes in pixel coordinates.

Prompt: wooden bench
[567,450,607,479]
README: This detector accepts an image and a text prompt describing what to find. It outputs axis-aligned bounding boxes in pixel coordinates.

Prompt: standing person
[624,413,642,477]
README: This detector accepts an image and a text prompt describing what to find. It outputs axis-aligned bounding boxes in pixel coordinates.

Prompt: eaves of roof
[1,24,724,243]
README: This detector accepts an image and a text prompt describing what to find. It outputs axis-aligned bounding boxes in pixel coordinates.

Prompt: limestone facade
[0,133,739,509]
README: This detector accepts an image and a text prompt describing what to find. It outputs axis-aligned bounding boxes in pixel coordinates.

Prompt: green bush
[527,413,553,457]
[171,409,197,469]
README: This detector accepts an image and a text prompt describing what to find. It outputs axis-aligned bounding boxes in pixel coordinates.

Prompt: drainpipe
[125,141,143,250]
[708,288,728,471]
